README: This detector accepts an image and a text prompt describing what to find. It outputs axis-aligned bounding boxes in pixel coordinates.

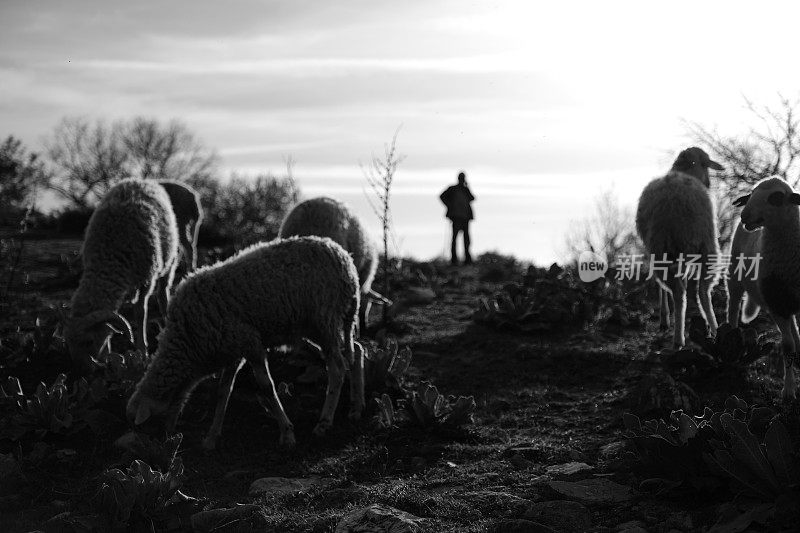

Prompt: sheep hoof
[278,431,296,449]
[348,405,364,422]
[780,388,796,403]
[312,421,331,437]
[201,435,219,451]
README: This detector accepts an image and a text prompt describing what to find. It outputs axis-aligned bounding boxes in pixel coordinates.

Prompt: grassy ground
[0,237,796,532]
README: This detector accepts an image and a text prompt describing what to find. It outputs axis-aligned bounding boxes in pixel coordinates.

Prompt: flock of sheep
[60,150,800,450]
[62,179,382,448]
[636,147,798,402]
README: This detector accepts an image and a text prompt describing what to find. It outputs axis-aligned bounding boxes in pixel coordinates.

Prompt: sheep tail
[741,293,760,324]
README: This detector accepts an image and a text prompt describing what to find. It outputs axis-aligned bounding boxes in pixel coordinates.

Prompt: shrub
[475,252,521,282]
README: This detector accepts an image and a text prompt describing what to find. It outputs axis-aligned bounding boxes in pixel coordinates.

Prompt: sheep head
[64,310,134,374]
[735,177,800,232]
[671,146,724,188]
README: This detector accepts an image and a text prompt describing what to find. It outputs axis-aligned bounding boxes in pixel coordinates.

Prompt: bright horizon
[4,1,800,264]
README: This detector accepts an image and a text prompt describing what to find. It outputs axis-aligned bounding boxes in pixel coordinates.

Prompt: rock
[463,491,530,515]
[630,368,698,415]
[0,453,27,496]
[506,445,545,461]
[509,454,533,470]
[524,500,591,531]
[248,476,333,497]
[490,519,557,533]
[544,462,593,480]
[599,441,629,461]
[548,478,634,504]
[665,511,693,531]
[191,504,266,532]
[616,520,646,531]
[335,503,424,533]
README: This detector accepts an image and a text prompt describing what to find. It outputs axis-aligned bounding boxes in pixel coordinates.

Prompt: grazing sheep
[279,196,389,332]
[636,147,724,348]
[64,178,179,373]
[126,236,363,449]
[728,177,799,401]
[158,180,202,271]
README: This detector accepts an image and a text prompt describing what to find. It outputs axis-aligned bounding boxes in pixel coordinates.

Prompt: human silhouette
[439,171,475,265]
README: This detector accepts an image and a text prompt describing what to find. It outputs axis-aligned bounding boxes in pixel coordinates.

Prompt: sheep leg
[313,341,346,437]
[727,279,744,328]
[135,281,156,354]
[189,220,200,271]
[202,358,245,451]
[156,260,179,319]
[771,314,798,402]
[699,276,718,336]
[348,336,365,422]
[658,285,671,330]
[668,276,687,348]
[359,293,372,334]
[250,355,296,448]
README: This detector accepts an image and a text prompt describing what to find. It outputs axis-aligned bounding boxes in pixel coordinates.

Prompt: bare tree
[45,117,128,208]
[122,117,217,182]
[562,187,641,265]
[45,116,217,208]
[363,128,405,323]
[685,95,800,248]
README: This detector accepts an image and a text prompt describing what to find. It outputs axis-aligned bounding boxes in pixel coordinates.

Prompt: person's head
[457,172,466,185]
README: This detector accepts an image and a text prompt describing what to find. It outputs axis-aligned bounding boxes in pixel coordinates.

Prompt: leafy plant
[0,308,66,368]
[0,373,98,440]
[408,382,476,429]
[98,457,186,532]
[624,395,800,505]
[98,349,148,399]
[372,393,401,430]
[363,339,412,394]
[118,433,183,473]
[686,321,770,368]
[473,278,601,333]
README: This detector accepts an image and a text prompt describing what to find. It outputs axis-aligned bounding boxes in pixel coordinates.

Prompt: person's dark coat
[440,185,475,221]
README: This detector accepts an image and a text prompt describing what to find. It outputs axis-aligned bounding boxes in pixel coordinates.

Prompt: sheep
[278,196,389,332]
[635,147,724,348]
[158,180,203,272]
[727,177,800,401]
[126,236,363,449]
[64,178,179,373]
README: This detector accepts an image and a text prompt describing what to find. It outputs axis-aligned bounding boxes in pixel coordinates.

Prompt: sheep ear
[768,191,786,206]
[789,193,800,205]
[134,402,151,425]
[732,194,750,207]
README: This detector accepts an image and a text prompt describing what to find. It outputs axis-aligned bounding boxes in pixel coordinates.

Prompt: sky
[3,1,800,264]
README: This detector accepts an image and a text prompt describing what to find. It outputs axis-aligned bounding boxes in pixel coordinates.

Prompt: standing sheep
[279,196,388,332]
[727,177,799,401]
[636,147,724,348]
[64,178,179,373]
[126,236,363,449]
[158,180,203,271]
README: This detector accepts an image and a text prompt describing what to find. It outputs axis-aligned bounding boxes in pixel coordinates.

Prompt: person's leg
[463,221,472,264]
[450,220,459,265]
